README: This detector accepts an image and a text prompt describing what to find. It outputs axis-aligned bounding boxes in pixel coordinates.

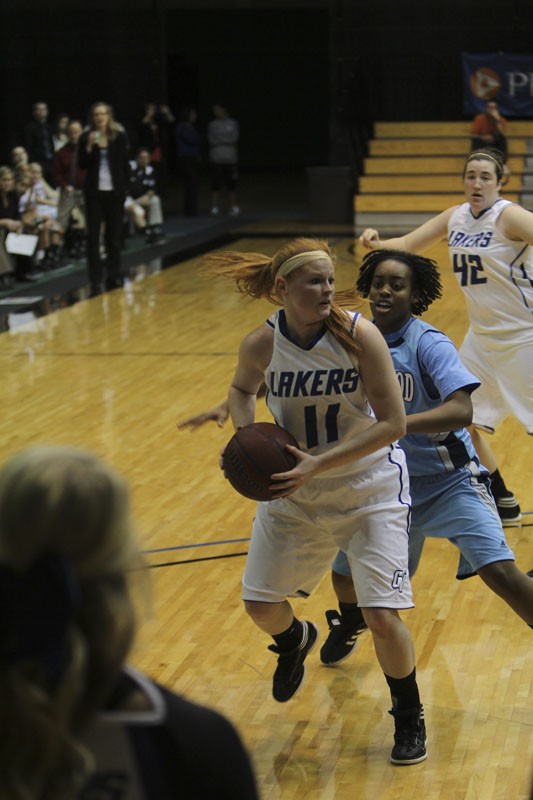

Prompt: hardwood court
[0,233,531,799]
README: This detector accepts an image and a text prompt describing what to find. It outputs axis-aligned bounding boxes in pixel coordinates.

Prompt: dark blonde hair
[88,101,123,141]
[0,445,142,799]
[0,166,14,182]
[204,237,362,356]
[14,162,32,194]
[463,147,504,182]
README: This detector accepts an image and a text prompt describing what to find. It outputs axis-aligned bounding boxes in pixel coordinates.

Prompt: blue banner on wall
[462,52,533,117]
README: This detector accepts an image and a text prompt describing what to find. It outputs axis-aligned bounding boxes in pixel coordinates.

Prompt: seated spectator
[471,99,507,159]
[11,145,28,170]
[124,148,165,244]
[52,112,70,152]
[15,165,32,197]
[0,444,259,799]
[11,146,31,195]
[19,162,59,221]
[19,162,63,268]
[23,100,55,182]
[51,120,87,258]
[0,167,23,287]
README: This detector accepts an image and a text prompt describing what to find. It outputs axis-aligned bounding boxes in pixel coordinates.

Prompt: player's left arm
[498,203,533,245]
[406,389,473,434]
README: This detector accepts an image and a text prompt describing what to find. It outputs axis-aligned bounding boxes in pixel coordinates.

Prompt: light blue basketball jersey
[383,317,481,476]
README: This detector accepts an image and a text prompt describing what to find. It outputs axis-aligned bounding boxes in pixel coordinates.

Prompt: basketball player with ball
[201,237,427,766]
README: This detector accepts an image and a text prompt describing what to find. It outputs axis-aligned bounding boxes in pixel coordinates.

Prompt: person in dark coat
[23,101,55,182]
[78,102,130,295]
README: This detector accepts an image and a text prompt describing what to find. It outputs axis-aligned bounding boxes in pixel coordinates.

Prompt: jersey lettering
[277,371,296,396]
[269,367,358,398]
[310,370,327,395]
[396,371,415,402]
[391,569,407,592]
[292,370,314,396]
[448,230,493,248]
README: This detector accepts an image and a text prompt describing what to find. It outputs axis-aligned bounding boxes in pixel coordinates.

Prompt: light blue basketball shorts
[332,465,515,581]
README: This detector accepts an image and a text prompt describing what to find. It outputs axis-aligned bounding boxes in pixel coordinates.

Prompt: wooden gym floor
[0,228,531,799]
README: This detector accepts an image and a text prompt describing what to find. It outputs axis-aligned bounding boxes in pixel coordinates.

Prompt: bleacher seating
[354,120,533,235]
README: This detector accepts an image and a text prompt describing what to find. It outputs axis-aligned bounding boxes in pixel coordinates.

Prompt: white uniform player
[243,309,412,609]
[447,198,533,433]
[212,240,426,765]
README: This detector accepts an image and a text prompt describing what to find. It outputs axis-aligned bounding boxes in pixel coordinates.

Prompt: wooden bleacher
[354,120,533,235]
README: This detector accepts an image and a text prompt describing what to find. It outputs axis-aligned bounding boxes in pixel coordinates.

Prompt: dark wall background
[0,5,329,169]
[332,0,533,121]
[164,8,329,168]
[0,9,165,154]
[1,0,532,170]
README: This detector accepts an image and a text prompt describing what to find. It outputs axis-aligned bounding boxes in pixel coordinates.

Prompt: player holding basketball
[360,147,533,525]
[206,237,427,766]
[319,250,533,666]
[179,249,533,652]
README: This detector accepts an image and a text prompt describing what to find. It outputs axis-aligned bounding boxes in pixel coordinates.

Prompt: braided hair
[356,249,442,315]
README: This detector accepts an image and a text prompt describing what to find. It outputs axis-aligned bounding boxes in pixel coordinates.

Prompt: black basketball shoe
[268,620,318,702]
[389,705,427,765]
[320,609,368,665]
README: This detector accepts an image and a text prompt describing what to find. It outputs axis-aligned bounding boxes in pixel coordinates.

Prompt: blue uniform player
[321,249,533,667]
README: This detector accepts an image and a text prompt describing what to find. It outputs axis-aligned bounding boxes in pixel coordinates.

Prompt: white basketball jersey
[264,310,390,477]
[447,199,533,338]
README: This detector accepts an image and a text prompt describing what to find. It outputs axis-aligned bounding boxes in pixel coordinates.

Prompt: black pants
[85,190,125,288]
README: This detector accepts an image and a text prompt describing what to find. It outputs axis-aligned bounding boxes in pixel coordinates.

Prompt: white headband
[276,250,331,279]
[466,152,502,177]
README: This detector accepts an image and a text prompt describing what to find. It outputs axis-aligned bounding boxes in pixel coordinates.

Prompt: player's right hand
[359,228,381,249]
[269,447,317,498]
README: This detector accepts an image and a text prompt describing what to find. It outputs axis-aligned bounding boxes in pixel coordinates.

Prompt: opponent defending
[320,250,533,665]
[205,237,427,766]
